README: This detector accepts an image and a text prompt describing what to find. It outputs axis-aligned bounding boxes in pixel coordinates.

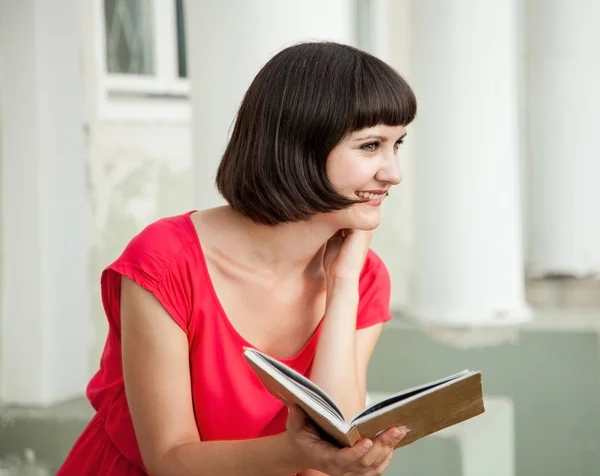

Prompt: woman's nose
[376,156,402,185]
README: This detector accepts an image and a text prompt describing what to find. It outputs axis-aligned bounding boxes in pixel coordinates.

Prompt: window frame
[94,0,190,121]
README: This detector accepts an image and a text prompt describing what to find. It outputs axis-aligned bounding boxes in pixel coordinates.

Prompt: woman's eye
[394,139,405,151]
[361,142,379,152]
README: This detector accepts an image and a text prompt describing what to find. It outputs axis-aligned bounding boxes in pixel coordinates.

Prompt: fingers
[332,438,374,468]
[343,229,373,245]
[360,427,405,467]
[323,233,344,270]
[341,229,374,263]
[321,427,405,475]
[373,451,394,475]
[376,426,407,449]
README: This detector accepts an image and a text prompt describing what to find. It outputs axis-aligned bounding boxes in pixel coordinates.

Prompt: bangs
[348,55,417,131]
[216,41,418,226]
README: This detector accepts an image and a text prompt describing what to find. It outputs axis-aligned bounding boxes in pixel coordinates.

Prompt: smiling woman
[325,124,407,230]
[58,41,417,476]
[216,42,416,227]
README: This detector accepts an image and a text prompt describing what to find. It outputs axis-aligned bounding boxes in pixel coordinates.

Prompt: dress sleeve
[100,218,194,335]
[356,250,393,330]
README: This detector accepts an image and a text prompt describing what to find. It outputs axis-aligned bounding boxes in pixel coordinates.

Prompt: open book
[243,348,485,448]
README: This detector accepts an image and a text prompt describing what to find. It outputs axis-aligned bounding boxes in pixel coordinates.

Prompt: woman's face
[325,124,406,230]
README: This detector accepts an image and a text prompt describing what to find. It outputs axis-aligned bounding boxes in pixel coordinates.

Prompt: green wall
[368,325,600,476]
[2,319,600,475]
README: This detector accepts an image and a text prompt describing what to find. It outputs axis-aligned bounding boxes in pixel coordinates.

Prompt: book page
[246,351,350,433]
[253,352,345,420]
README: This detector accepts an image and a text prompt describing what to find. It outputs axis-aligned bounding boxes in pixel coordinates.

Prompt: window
[104,0,156,76]
[96,0,190,120]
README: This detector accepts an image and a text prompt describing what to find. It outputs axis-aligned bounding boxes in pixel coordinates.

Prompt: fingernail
[398,426,410,434]
[361,440,373,452]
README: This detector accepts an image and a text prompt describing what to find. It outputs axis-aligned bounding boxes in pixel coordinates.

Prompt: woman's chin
[344,211,382,231]
[325,205,383,231]
[354,220,381,231]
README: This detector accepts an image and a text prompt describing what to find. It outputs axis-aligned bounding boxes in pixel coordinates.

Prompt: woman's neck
[196,206,340,279]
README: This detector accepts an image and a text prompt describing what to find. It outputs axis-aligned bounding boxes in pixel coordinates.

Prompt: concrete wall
[84,121,193,365]
[3,316,600,475]
[78,1,194,368]
[0,93,3,393]
[370,316,600,476]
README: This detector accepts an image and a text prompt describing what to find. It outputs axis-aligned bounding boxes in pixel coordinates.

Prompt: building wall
[0,93,3,393]
[85,122,193,364]
[370,319,600,476]
[79,1,194,367]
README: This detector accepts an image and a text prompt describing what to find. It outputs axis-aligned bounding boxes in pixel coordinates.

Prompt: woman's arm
[309,277,361,418]
[309,279,384,419]
[309,231,383,419]
[120,277,303,476]
[304,231,389,476]
[303,321,385,476]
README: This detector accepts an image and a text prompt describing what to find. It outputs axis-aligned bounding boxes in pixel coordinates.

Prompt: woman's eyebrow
[353,134,386,142]
[353,132,407,142]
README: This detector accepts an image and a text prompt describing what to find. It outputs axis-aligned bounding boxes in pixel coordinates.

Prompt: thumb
[286,405,309,432]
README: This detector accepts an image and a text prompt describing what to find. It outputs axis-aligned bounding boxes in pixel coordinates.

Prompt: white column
[406,1,531,326]
[0,0,93,405]
[447,397,515,476]
[368,0,415,310]
[526,1,600,277]
[185,0,355,210]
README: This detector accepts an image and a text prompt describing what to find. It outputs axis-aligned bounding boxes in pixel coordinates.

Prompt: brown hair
[216,41,417,226]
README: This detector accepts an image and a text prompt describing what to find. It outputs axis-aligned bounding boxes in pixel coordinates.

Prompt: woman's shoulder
[125,211,198,257]
[105,211,201,285]
[119,211,198,262]
[358,249,390,300]
[101,211,202,332]
[361,249,389,279]
[356,249,392,329]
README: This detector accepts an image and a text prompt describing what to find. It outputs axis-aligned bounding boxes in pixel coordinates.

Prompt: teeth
[356,191,385,200]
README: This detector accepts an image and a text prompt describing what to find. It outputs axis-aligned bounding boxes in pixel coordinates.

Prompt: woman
[58,41,417,475]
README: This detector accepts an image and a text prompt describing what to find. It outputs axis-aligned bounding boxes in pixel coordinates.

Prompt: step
[0,450,50,476]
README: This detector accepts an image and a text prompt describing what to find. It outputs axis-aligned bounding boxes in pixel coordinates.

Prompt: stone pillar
[526,0,600,277]
[0,0,93,405]
[185,0,355,210]
[407,0,530,326]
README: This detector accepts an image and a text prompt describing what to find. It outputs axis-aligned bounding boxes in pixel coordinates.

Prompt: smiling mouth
[355,191,388,201]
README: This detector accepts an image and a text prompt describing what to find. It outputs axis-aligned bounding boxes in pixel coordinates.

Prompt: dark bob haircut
[216,41,417,226]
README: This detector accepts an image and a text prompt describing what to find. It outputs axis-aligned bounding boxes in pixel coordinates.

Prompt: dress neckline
[181,210,323,364]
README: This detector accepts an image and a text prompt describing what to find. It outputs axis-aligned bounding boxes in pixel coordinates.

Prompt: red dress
[57,211,392,475]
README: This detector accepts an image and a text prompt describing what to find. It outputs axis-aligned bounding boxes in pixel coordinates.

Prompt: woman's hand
[286,406,405,476]
[323,229,374,283]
